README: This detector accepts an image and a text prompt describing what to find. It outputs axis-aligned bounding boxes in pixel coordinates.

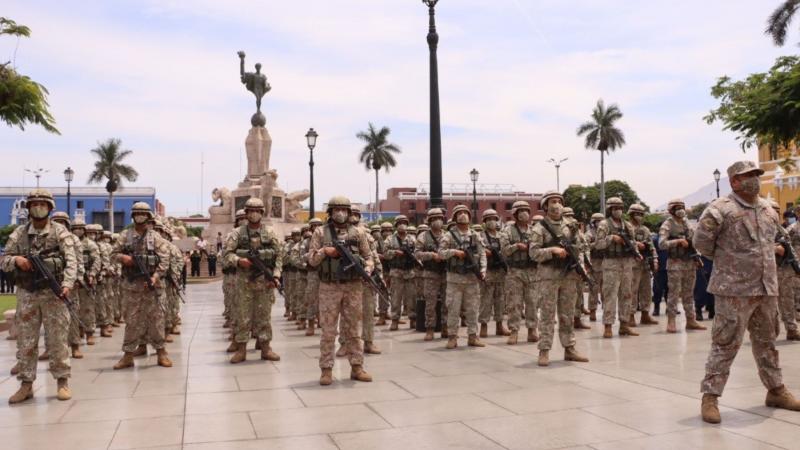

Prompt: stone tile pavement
[1,281,799,449]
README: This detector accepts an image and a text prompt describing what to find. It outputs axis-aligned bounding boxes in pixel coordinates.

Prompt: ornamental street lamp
[547,157,568,192]
[470,168,479,224]
[306,128,318,220]
[713,168,721,199]
[64,167,74,218]
[422,0,443,209]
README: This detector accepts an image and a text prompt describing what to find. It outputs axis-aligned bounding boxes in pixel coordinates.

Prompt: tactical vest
[318,225,362,282]
[82,240,94,273]
[121,229,161,282]
[233,225,277,272]
[539,220,569,269]
[420,230,446,273]
[604,219,633,258]
[283,242,297,272]
[666,219,690,260]
[389,234,416,271]
[507,225,536,269]
[482,232,505,271]
[446,230,479,274]
[14,222,66,291]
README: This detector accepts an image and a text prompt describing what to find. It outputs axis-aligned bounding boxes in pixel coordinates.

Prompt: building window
[491,202,497,210]
[104,200,111,210]
[505,202,513,211]
[409,202,416,211]
[76,200,84,209]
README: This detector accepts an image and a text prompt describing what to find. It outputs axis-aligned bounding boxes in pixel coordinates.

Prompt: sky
[0,0,792,215]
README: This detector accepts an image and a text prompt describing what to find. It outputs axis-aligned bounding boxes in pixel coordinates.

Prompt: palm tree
[576,99,626,213]
[357,123,401,220]
[766,0,800,46]
[87,138,138,232]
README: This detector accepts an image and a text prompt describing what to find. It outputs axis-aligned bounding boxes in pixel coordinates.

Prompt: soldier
[111,233,124,324]
[376,221,394,325]
[111,202,173,370]
[478,209,510,337]
[594,197,640,338]
[292,225,311,330]
[51,212,85,360]
[304,217,324,336]
[697,160,800,424]
[415,208,448,340]
[101,231,122,327]
[384,214,418,330]
[563,207,591,331]
[223,209,246,330]
[629,204,659,326]
[283,229,301,321]
[659,199,707,333]
[94,225,114,338]
[772,201,800,341]
[438,205,487,349]
[530,192,590,366]
[77,223,102,345]
[586,213,605,322]
[157,220,184,336]
[222,198,283,364]
[308,196,374,385]
[3,189,78,402]
[500,200,539,345]
[370,224,385,320]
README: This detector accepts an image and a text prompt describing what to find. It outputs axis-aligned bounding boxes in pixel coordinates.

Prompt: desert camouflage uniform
[659,216,698,320]
[439,227,487,337]
[585,223,604,313]
[570,221,590,320]
[282,239,298,316]
[415,229,447,330]
[594,217,637,325]
[777,222,799,336]
[479,229,507,325]
[632,222,657,315]
[96,237,113,329]
[291,236,309,319]
[375,232,391,317]
[305,246,321,322]
[164,240,184,332]
[2,221,78,382]
[383,232,418,323]
[66,231,84,347]
[500,223,538,332]
[78,233,101,333]
[696,192,783,395]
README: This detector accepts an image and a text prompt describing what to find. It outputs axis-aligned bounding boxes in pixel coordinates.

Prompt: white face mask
[332,210,348,224]
[29,205,50,220]
[516,211,530,223]
[548,203,563,220]
[485,220,498,231]
[675,209,686,219]
[247,211,262,224]
[397,224,407,233]
[133,214,148,225]
[612,209,623,220]
[456,213,470,224]
[430,219,443,230]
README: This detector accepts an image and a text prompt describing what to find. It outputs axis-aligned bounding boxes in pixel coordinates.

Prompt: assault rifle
[132,254,167,315]
[329,224,390,302]
[539,220,595,289]
[683,235,709,284]
[166,272,186,303]
[449,230,483,281]
[777,236,800,275]
[614,226,643,261]
[642,238,658,274]
[27,252,87,330]
[486,235,509,272]
[245,248,276,284]
[399,241,424,269]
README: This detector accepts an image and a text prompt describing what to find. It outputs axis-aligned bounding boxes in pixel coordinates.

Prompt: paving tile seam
[577,407,655,439]
[362,401,400,428]
[716,422,793,449]
[462,392,525,416]
[458,420,512,450]
[179,295,205,447]
[105,419,123,450]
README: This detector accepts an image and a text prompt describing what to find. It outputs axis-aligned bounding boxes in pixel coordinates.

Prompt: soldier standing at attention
[415,208,448,340]
[304,217,324,336]
[223,198,282,364]
[376,221,394,326]
[222,210,246,329]
[478,209,510,337]
[72,218,101,349]
[3,189,78,403]
[629,204,659,326]
[698,160,800,423]
[292,225,311,330]
[586,213,605,322]
[438,205,487,349]
[308,196,374,386]
[51,212,85,360]
[562,207,591,331]
[499,201,539,345]
[770,201,800,341]
[659,199,707,333]
[383,215,417,331]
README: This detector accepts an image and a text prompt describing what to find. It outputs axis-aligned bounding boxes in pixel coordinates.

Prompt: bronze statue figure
[237,50,271,126]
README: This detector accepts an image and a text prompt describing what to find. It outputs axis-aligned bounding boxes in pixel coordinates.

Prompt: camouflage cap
[726,160,764,179]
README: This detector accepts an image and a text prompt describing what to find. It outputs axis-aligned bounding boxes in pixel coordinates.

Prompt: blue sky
[0,0,792,214]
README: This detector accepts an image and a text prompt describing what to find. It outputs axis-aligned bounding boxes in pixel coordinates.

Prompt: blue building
[0,186,158,232]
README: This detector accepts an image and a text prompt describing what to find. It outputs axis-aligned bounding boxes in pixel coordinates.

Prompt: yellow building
[759,143,800,216]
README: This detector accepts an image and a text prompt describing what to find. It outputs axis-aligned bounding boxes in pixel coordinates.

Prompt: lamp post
[470,168,479,224]
[713,168,721,199]
[581,192,587,223]
[64,167,74,218]
[306,128,318,220]
[422,0,443,209]
[25,167,49,188]
[546,157,568,192]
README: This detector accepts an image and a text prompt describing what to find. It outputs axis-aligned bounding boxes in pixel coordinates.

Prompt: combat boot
[113,352,135,370]
[496,321,511,336]
[336,346,348,357]
[132,344,148,357]
[603,324,613,338]
[640,310,659,325]
[164,331,174,343]
[398,317,407,325]
[230,343,247,364]
[10,363,19,376]
[441,324,448,339]
[653,303,661,316]
[666,315,677,333]
[479,323,488,338]
[537,350,550,367]
[787,329,800,341]
[376,313,387,326]
[71,344,84,359]
[350,365,373,382]
[686,318,707,331]
[101,326,112,337]
[424,328,435,341]
[319,368,333,386]
[255,339,262,351]
[225,340,238,353]
[628,313,638,327]
[582,306,590,315]
[389,319,399,331]
[297,319,307,330]
[527,327,539,343]
[574,317,590,330]
[305,320,316,336]
[410,318,416,329]
[56,378,72,401]
[156,348,173,367]
[446,336,458,349]
[86,332,95,345]
[171,324,181,335]
[507,329,518,345]
[364,341,382,354]
[619,322,639,336]
[701,394,721,423]
[589,309,597,322]
[766,385,800,411]
[468,334,485,347]
[38,350,49,361]
[564,346,589,363]
[8,382,33,404]
[261,342,280,361]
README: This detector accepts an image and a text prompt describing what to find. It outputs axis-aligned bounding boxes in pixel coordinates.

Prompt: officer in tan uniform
[304,217,324,336]
[499,201,539,345]
[383,214,418,330]
[628,204,659,326]
[415,208,448,340]
[478,209,510,337]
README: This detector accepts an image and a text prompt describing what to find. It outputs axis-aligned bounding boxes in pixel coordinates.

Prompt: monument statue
[209,187,233,224]
[285,190,311,223]
[237,50,271,127]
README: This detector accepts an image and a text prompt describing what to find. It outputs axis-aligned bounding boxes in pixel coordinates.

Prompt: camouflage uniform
[479,226,507,329]
[585,214,605,317]
[304,219,323,331]
[415,210,448,337]
[500,204,539,343]
[630,205,658,324]
[291,228,310,323]
[52,215,85,350]
[377,223,393,319]
[164,235,184,333]
[96,233,113,331]
[282,233,299,318]
[779,221,800,338]
[659,211,699,322]
[383,227,418,328]
[77,226,102,339]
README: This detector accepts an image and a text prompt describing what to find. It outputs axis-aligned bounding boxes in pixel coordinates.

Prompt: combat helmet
[51,211,70,227]
[540,191,564,210]
[417,223,430,233]
[667,198,685,213]
[426,208,445,220]
[510,201,530,217]
[481,209,500,222]
[351,205,361,216]
[606,197,624,210]
[532,215,544,223]
[369,224,381,233]
[380,222,394,231]
[26,188,55,210]
[394,214,409,226]
[628,204,646,215]
[291,228,301,236]
[131,201,154,219]
[244,197,265,211]
[235,209,246,220]
[591,213,605,222]
[71,218,86,231]
[562,207,574,217]
[408,225,418,235]
[308,218,323,227]
[450,204,471,221]
[102,230,112,240]
[326,196,351,213]
[472,224,483,232]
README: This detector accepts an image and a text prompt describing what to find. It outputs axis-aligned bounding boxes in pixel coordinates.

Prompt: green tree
[766,0,800,46]
[87,138,138,232]
[688,202,709,220]
[0,224,17,247]
[576,99,626,213]
[563,180,646,222]
[642,213,665,233]
[0,18,58,133]
[356,123,400,220]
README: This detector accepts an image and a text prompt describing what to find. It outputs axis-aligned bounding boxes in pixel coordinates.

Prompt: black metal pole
[472,181,478,224]
[66,181,71,218]
[426,1,443,209]
[309,149,315,219]
[715,180,720,199]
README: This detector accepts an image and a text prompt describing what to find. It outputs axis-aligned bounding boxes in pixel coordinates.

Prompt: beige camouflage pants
[589,263,603,311]
[778,268,798,334]
[223,272,235,320]
[16,288,71,382]
[445,275,480,336]
[631,265,653,313]
[667,267,696,320]
[233,277,275,344]
[95,281,109,327]
[389,270,415,321]
[601,258,634,325]
[78,285,97,331]
[294,273,308,319]
[574,283,585,319]
[701,296,783,396]
[479,270,506,324]
[421,274,445,329]
[121,281,166,353]
[506,267,538,331]
[319,280,363,369]
[68,289,82,346]
[537,270,578,351]
[305,272,320,320]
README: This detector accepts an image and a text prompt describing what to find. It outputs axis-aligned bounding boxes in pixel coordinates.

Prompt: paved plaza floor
[1,281,800,449]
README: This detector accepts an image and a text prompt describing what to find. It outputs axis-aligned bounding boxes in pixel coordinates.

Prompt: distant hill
[656,178,731,211]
